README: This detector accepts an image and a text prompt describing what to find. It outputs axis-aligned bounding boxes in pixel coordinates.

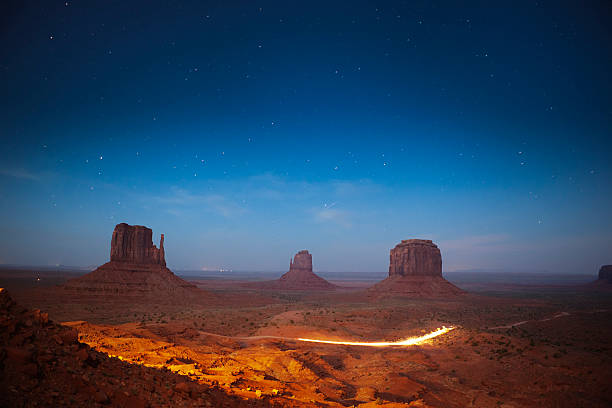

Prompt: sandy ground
[2,269,612,407]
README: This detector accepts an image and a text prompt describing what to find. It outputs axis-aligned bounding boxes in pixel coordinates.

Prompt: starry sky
[1,1,611,274]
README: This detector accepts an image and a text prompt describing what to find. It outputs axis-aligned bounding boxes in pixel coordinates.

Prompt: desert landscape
[1,223,610,407]
[2,2,611,407]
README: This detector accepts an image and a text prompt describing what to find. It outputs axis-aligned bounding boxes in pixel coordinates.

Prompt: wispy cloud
[313,205,352,228]
[243,173,383,201]
[438,234,512,251]
[151,187,246,218]
[138,174,384,224]
[203,194,246,217]
[0,168,43,181]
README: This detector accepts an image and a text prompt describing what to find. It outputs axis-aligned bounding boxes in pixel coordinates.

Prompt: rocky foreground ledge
[0,288,271,407]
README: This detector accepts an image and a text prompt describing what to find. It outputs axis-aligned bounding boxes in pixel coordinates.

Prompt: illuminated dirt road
[490,311,572,329]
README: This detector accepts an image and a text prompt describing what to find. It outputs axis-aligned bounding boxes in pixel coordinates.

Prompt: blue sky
[1,1,611,273]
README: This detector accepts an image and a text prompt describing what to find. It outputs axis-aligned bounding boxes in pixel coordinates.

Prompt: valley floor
[2,269,612,407]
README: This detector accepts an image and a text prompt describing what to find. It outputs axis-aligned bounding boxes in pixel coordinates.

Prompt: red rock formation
[389,239,442,277]
[63,223,203,300]
[369,239,462,297]
[289,250,313,273]
[110,223,165,266]
[251,250,337,290]
[598,265,612,282]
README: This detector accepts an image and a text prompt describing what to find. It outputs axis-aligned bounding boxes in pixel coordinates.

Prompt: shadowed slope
[0,288,270,407]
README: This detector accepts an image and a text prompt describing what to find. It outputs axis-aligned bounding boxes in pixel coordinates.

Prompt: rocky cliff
[110,223,165,266]
[369,239,462,297]
[389,239,442,277]
[289,250,313,273]
[598,265,612,282]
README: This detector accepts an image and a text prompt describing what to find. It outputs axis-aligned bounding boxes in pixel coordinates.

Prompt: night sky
[1,1,611,273]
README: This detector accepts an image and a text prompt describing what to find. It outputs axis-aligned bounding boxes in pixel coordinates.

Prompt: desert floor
[3,269,612,408]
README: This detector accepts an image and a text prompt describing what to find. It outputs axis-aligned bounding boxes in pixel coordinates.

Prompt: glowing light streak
[297,326,454,347]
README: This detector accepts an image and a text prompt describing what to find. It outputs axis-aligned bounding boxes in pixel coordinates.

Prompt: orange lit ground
[6,273,612,407]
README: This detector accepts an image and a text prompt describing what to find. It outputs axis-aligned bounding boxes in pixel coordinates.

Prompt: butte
[369,239,462,297]
[597,265,612,283]
[252,250,337,290]
[589,265,612,290]
[62,223,205,300]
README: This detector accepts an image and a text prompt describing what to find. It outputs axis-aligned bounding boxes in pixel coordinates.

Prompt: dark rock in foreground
[0,288,267,407]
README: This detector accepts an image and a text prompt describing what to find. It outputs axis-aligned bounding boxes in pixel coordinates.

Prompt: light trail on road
[296,326,454,347]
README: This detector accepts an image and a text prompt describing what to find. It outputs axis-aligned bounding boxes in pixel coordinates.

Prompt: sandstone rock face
[369,239,462,297]
[599,265,612,282]
[63,223,203,300]
[110,223,165,266]
[389,239,442,277]
[288,250,313,274]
